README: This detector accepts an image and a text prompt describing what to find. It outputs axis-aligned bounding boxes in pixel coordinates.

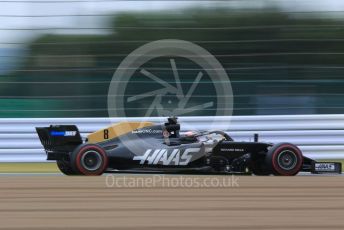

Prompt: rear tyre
[56,160,79,175]
[265,143,303,176]
[71,144,108,176]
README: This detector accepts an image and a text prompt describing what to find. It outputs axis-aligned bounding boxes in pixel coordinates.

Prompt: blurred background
[1,0,344,117]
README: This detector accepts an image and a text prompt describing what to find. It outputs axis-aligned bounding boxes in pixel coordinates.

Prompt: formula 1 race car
[36,117,342,176]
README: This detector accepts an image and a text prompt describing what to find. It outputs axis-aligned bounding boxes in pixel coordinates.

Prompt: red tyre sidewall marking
[271,144,303,176]
[76,145,108,175]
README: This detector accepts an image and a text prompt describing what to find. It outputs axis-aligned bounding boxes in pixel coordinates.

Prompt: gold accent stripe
[87,122,154,143]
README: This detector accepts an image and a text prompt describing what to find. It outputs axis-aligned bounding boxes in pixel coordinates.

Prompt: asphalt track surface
[0,174,344,230]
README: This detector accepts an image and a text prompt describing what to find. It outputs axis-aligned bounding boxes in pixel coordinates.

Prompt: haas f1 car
[36,117,342,176]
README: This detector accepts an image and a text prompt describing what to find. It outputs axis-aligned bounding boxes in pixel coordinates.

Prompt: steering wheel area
[208,131,234,141]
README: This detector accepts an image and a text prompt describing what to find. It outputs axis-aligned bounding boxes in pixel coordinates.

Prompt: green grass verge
[0,160,343,173]
[0,162,59,173]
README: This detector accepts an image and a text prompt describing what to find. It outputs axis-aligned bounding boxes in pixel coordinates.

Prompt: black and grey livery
[36,117,342,176]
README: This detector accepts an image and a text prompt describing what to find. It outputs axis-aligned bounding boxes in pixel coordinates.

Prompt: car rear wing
[36,125,83,154]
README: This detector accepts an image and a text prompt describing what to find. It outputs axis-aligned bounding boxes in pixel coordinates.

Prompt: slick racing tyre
[71,144,108,176]
[266,143,303,176]
[56,160,79,175]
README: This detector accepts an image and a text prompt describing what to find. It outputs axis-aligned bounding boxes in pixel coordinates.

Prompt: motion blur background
[1,0,344,118]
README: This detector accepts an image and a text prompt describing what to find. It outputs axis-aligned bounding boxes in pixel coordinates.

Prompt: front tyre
[266,143,303,176]
[71,144,108,176]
